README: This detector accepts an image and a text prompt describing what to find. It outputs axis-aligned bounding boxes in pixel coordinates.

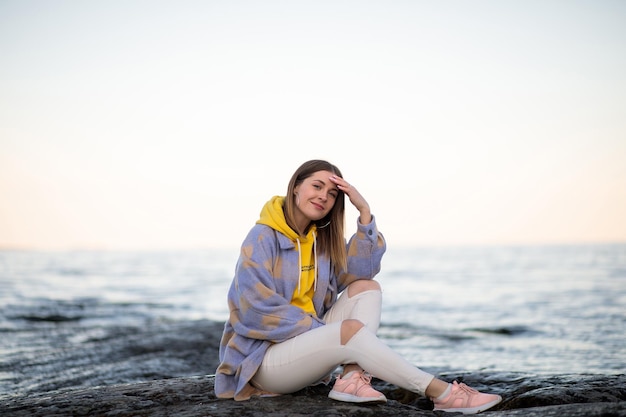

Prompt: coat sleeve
[337,214,386,293]
[228,227,325,344]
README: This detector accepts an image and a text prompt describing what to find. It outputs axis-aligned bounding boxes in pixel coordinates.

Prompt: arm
[336,215,386,293]
[329,176,386,292]
[330,175,371,224]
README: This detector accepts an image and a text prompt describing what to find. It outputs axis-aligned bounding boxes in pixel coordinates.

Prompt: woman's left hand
[330,175,372,224]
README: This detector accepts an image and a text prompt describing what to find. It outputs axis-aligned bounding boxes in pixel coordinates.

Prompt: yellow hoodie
[256,195,318,315]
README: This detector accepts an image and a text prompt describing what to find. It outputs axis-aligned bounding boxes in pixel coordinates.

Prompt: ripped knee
[347,279,381,297]
[340,319,365,345]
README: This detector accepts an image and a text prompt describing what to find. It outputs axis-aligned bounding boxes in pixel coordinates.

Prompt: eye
[313,184,322,190]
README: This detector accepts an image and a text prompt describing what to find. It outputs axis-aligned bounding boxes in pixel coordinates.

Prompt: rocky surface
[1,319,625,416]
[2,373,625,416]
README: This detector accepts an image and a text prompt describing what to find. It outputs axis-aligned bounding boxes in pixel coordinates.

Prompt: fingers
[330,175,363,204]
[330,175,351,191]
[329,176,371,221]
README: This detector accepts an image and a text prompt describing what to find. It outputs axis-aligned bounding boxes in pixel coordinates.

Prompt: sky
[1,0,625,251]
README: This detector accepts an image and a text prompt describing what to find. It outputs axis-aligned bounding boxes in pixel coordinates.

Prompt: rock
[1,318,625,416]
[1,373,625,416]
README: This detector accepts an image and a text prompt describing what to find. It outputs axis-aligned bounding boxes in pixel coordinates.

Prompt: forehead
[305,171,337,189]
[307,170,336,183]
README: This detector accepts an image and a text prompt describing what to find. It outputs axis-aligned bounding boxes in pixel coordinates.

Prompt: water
[378,244,626,375]
[1,244,625,398]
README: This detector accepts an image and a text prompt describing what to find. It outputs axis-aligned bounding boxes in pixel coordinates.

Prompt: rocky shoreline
[1,319,625,416]
[2,373,625,416]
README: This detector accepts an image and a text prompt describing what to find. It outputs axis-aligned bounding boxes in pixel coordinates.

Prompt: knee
[347,279,381,297]
[340,319,365,345]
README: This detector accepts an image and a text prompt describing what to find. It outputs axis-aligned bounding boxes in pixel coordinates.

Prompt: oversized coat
[214,215,386,400]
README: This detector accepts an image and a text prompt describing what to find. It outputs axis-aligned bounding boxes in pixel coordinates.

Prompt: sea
[1,243,625,399]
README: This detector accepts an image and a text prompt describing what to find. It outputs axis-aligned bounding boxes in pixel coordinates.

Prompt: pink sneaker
[432,381,502,414]
[328,371,387,403]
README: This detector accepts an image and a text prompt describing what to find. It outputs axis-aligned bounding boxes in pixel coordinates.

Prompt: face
[293,170,339,229]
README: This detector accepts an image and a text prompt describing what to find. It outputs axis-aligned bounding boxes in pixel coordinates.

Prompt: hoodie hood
[256,196,318,314]
[257,196,301,241]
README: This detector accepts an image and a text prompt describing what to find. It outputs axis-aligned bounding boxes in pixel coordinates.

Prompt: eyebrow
[312,179,339,191]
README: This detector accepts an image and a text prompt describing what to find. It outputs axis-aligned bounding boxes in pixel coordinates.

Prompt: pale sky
[1,0,625,250]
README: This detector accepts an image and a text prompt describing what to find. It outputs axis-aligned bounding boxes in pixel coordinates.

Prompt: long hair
[284,160,347,274]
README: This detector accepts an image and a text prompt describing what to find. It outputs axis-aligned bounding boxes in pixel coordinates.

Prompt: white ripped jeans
[250,284,435,395]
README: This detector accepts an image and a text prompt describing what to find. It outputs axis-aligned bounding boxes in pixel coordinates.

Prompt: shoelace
[455,381,479,395]
[358,372,373,385]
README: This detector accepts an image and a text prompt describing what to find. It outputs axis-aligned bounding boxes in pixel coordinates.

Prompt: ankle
[434,383,452,401]
[425,378,450,398]
[342,365,361,377]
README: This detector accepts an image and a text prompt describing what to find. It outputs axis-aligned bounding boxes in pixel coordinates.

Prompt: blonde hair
[284,160,347,273]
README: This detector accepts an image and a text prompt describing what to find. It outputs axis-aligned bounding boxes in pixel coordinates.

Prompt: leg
[323,280,383,377]
[250,322,348,394]
[253,280,500,412]
[323,279,382,332]
[322,280,439,387]
[328,293,469,399]
[335,307,502,412]
[251,281,384,394]
[336,323,436,394]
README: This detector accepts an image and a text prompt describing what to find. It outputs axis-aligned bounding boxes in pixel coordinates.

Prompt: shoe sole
[328,390,387,403]
[434,395,502,414]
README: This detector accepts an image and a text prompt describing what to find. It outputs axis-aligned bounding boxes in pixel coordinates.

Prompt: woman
[215,160,502,414]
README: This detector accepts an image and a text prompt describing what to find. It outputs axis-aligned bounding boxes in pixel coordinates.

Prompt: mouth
[311,202,325,211]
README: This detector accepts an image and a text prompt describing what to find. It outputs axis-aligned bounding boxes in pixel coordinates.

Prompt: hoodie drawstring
[296,238,302,295]
[313,232,318,292]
